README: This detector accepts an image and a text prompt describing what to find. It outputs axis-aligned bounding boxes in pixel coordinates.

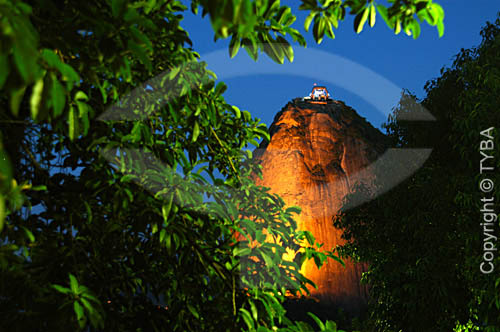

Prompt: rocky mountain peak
[254,97,389,314]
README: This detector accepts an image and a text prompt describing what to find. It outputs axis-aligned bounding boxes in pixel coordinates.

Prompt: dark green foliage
[335,13,500,332]
[0,0,445,331]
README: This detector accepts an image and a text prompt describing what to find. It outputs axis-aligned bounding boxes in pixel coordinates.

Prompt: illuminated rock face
[254,98,387,314]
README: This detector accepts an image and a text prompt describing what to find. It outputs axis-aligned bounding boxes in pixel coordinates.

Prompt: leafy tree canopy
[335,12,500,332]
[0,0,445,331]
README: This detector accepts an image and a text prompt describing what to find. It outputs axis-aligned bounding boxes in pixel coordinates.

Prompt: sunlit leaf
[369,3,376,27]
[411,19,421,39]
[437,19,444,37]
[192,120,200,142]
[30,76,44,120]
[354,6,369,33]
[239,308,255,330]
[229,35,241,58]
[276,36,294,62]
[68,105,78,141]
[304,11,316,32]
[74,90,89,102]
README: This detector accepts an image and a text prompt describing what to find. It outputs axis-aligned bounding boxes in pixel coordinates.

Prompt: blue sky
[180,1,499,130]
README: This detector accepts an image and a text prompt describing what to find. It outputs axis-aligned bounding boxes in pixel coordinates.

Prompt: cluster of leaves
[300,0,445,44]
[0,0,445,331]
[335,13,500,332]
[193,0,445,63]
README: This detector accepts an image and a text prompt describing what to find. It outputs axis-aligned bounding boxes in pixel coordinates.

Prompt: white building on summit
[302,84,332,104]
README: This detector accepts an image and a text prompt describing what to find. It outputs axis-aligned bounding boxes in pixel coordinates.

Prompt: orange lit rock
[254,98,387,314]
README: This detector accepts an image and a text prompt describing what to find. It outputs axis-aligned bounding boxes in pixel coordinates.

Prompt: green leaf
[325,20,335,39]
[180,83,189,97]
[164,232,172,251]
[263,34,284,64]
[187,304,200,319]
[215,82,227,95]
[253,127,270,141]
[168,66,181,81]
[325,320,337,331]
[432,3,444,20]
[77,101,90,136]
[59,63,80,86]
[51,74,66,117]
[74,301,84,322]
[242,110,251,122]
[307,312,325,330]
[376,5,393,29]
[10,86,26,117]
[249,300,258,321]
[41,49,60,68]
[80,297,95,315]
[0,53,9,90]
[276,36,294,62]
[129,26,153,52]
[30,76,44,120]
[239,308,255,330]
[411,20,421,39]
[394,18,401,35]
[260,251,274,267]
[74,90,89,102]
[417,8,430,24]
[305,231,315,246]
[0,195,5,234]
[242,37,259,61]
[68,105,79,141]
[111,0,127,18]
[437,19,444,37]
[232,105,241,118]
[13,43,38,83]
[277,6,292,25]
[41,49,80,85]
[51,284,71,294]
[69,274,79,294]
[229,35,241,58]
[192,120,200,142]
[264,0,280,19]
[313,16,326,44]
[31,185,47,191]
[0,150,11,187]
[21,226,35,242]
[162,194,173,221]
[131,122,142,142]
[233,247,252,256]
[286,206,301,214]
[427,6,438,25]
[354,6,369,33]
[369,3,376,27]
[128,40,152,72]
[304,12,316,32]
[121,174,138,183]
